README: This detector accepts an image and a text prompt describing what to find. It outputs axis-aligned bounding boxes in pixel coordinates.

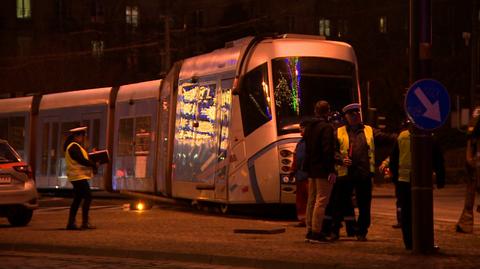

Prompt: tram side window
[135,116,151,155]
[118,118,134,156]
[0,117,25,151]
[239,63,272,136]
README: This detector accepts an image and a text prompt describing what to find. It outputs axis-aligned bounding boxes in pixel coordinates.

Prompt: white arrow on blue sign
[405,79,451,130]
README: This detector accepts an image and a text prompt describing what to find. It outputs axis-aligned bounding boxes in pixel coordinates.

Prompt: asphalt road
[1,184,479,269]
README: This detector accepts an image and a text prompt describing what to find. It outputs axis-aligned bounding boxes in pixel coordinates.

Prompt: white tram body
[166,35,360,204]
[0,34,360,207]
[35,88,111,189]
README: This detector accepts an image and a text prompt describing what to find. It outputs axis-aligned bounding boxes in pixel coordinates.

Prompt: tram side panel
[228,62,281,204]
[36,102,109,190]
[171,78,224,201]
[112,82,160,193]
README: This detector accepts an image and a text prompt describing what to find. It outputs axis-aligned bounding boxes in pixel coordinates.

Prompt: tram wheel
[219,204,229,214]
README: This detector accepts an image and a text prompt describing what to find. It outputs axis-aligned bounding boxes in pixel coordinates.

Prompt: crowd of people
[291,100,448,249]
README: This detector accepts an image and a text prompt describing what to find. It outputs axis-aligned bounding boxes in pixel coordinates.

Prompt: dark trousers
[333,177,372,237]
[394,181,402,225]
[67,179,92,226]
[324,181,356,236]
[397,181,412,249]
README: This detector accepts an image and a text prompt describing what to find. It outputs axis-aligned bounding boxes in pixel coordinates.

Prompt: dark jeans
[324,181,356,236]
[67,179,92,226]
[333,177,372,237]
[394,181,402,225]
[397,181,412,249]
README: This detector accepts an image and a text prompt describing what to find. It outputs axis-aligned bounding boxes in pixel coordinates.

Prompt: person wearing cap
[381,119,445,249]
[64,127,97,230]
[303,100,337,243]
[332,103,395,241]
[456,107,480,233]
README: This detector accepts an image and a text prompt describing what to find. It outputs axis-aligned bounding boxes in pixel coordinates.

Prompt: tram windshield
[272,57,357,135]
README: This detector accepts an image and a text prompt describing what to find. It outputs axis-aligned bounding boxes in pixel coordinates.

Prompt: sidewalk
[1,185,479,269]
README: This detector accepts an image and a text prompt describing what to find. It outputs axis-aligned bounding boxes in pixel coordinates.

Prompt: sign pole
[409,0,435,254]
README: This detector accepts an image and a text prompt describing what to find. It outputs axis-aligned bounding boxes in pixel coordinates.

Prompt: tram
[0,34,360,207]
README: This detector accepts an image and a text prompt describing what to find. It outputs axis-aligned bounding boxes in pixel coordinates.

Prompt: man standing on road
[383,119,445,249]
[333,103,395,241]
[65,127,98,230]
[304,100,337,243]
[456,107,480,233]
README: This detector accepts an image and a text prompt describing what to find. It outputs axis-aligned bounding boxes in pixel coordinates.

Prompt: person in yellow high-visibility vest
[382,119,445,250]
[65,127,98,230]
[332,103,396,241]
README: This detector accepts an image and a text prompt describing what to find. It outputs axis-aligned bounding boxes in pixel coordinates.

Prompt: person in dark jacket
[65,127,98,230]
[456,107,480,233]
[291,121,309,227]
[304,100,337,243]
[382,119,445,249]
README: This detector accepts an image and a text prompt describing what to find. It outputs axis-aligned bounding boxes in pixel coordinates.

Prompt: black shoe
[294,222,306,228]
[305,231,313,243]
[66,224,81,230]
[329,232,340,241]
[356,235,367,241]
[392,223,402,229]
[81,223,96,230]
[309,233,332,244]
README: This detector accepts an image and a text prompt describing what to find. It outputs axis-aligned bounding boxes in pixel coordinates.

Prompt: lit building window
[319,18,331,37]
[379,16,387,33]
[126,6,139,28]
[92,40,104,57]
[16,0,31,19]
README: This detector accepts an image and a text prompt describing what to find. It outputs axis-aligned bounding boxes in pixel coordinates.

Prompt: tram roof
[178,37,253,81]
[40,87,112,110]
[0,96,33,114]
[117,80,161,102]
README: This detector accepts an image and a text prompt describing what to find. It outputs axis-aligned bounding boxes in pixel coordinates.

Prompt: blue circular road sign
[405,79,451,130]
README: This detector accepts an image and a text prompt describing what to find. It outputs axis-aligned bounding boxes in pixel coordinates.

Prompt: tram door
[38,117,61,188]
[214,79,233,200]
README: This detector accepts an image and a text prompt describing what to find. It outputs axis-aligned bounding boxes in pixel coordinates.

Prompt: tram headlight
[281,175,290,183]
[281,166,291,173]
[280,149,293,157]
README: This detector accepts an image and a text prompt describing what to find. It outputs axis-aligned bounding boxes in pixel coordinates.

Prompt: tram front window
[272,57,357,135]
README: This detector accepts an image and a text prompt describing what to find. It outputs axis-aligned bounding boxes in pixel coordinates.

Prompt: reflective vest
[336,125,375,177]
[397,130,411,183]
[66,142,93,181]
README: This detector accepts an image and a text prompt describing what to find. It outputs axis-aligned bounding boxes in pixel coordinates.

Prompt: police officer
[332,103,395,241]
[386,119,445,249]
[456,107,480,233]
[65,127,97,230]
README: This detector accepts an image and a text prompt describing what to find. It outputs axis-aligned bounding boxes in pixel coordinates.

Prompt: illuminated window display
[173,82,233,184]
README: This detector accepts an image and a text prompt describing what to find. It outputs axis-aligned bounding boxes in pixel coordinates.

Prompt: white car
[0,139,38,226]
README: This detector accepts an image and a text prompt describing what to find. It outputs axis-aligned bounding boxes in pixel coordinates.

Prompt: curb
[0,242,341,269]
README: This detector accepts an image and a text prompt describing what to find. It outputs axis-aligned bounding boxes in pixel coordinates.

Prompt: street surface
[1,184,479,269]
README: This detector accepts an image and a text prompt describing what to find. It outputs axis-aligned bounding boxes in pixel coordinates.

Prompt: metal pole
[472,0,479,109]
[410,0,435,254]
